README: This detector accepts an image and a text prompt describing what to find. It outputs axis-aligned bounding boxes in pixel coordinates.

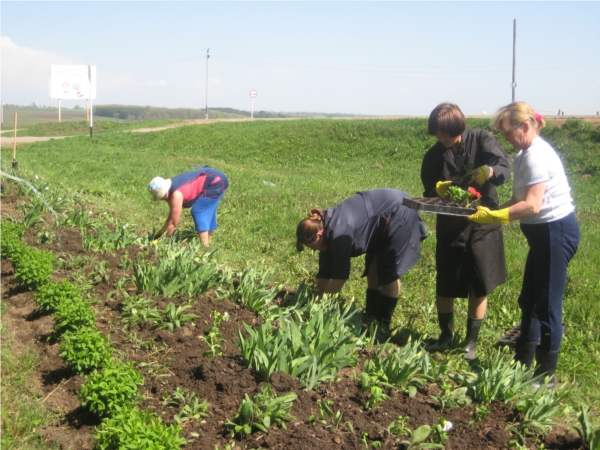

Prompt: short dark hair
[428,103,466,137]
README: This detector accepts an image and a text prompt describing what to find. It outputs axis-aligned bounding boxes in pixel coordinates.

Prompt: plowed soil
[0,188,584,450]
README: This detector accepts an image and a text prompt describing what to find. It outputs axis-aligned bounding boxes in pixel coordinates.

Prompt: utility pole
[205,48,210,120]
[512,19,517,103]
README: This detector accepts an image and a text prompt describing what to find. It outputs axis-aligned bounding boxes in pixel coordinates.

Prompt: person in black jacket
[296,188,428,337]
[421,103,511,359]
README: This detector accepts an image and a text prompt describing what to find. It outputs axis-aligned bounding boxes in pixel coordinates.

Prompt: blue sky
[2,1,599,116]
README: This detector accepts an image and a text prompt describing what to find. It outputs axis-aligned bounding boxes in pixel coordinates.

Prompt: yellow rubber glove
[465,165,490,186]
[468,206,510,224]
[435,180,453,196]
[151,239,159,246]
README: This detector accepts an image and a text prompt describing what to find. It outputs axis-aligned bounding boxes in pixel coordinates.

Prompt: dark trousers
[518,212,580,351]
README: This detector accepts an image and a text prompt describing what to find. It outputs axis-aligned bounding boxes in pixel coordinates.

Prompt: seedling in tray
[445,186,481,208]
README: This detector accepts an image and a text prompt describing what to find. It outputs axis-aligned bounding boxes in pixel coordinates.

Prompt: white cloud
[1,36,80,84]
[147,80,168,86]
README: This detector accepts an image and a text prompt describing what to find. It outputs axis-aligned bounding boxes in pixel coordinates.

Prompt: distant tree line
[93,105,295,120]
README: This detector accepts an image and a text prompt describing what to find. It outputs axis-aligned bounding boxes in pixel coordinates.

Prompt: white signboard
[50,65,96,100]
[250,89,257,98]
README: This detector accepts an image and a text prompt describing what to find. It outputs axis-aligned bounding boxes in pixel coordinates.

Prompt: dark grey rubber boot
[514,340,538,370]
[373,294,398,342]
[429,312,454,351]
[532,348,559,389]
[364,288,380,319]
[462,317,483,361]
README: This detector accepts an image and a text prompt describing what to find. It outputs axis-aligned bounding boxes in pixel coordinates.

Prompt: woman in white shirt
[469,102,580,388]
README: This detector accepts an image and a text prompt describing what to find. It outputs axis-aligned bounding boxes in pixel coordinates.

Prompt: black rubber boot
[514,340,538,370]
[429,312,454,351]
[462,317,483,361]
[375,294,398,341]
[532,348,559,389]
[364,288,380,319]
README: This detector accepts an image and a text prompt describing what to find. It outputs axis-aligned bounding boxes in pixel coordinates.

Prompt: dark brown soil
[0,188,584,450]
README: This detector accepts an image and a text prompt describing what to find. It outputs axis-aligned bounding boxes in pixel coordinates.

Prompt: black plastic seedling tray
[402,197,477,217]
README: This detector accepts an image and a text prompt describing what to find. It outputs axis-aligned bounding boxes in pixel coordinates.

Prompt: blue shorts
[190,192,225,232]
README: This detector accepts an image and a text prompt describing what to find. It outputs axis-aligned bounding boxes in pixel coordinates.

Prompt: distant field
[1,107,102,129]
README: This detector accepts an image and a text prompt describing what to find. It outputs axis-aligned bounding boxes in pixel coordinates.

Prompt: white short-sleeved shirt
[512,136,574,224]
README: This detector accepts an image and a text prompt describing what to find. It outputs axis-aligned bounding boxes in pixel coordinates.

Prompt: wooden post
[12,112,18,170]
[58,99,62,123]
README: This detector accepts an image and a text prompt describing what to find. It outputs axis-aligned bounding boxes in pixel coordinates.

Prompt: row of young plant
[0,218,188,449]
[4,173,600,449]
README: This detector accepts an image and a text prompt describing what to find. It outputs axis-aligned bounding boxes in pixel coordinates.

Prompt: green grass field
[2,117,599,427]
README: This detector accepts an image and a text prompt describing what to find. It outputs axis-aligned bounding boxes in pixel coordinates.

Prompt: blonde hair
[295,207,324,252]
[492,102,546,134]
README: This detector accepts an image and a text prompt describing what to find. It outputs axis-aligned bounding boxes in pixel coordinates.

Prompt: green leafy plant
[361,382,390,409]
[445,185,481,208]
[399,424,445,450]
[22,203,45,228]
[508,387,565,442]
[217,265,282,313]
[35,280,83,312]
[576,405,600,450]
[119,293,161,329]
[53,297,97,336]
[452,347,535,404]
[226,385,297,437]
[361,339,430,397]
[387,415,412,439]
[162,387,210,424]
[237,295,365,389]
[155,302,200,331]
[0,220,26,259]
[90,260,110,284]
[429,381,472,411]
[13,247,55,290]
[473,404,490,422]
[430,418,451,444]
[93,406,186,450]
[59,327,113,374]
[201,310,229,357]
[82,223,144,251]
[133,243,220,297]
[79,360,144,417]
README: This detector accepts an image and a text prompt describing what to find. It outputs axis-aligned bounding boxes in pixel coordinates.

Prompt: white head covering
[148,177,172,201]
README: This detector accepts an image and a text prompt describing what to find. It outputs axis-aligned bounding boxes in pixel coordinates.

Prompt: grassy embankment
[1,117,599,428]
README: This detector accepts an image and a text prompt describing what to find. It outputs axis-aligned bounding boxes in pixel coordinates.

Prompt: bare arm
[502,182,546,221]
[315,278,347,298]
[164,191,183,236]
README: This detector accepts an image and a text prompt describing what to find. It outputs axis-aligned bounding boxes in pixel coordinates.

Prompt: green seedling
[429,381,472,411]
[201,310,229,357]
[226,385,297,437]
[162,387,210,424]
[359,431,369,448]
[508,386,565,442]
[309,399,353,431]
[399,424,445,449]
[362,382,391,410]
[119,292,161,329]
[22,203,45,228]
[576,405,600,450]
[430,418,451,444]
[155,302,200,331]
[387,415,412,439]
[90,260,110,284]
[473,404,490,422]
